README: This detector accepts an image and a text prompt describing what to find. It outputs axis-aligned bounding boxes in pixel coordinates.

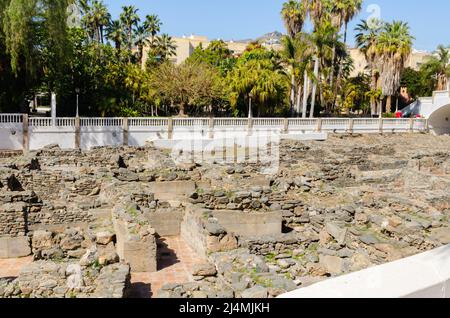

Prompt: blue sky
[104,0,450,52]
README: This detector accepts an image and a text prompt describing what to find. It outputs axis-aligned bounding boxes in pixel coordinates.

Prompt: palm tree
[281,0,308,116]
[107,20,124,52]
[309,20,338,117]
[421,45,450,91]
[120,5,140,52]
[134,25,149,66]
[155,34,177,62]
[281,0,307,38]
[91,0,110,43]
[331,0,362,107]
[144,14,162,47]
[377,21,414,113]
[355,18,384,115]
[282,36,298,115]
[334,0,363,44]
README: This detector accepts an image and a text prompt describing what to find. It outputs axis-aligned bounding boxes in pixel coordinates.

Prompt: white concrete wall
[0,117,432,151]
[80,127,123,150]
[278,244,450,298]
[0,124,23,150]
[128,127,169,146]
[29,127,76,150]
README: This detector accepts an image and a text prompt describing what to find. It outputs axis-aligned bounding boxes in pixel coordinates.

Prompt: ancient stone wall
[0,261,131,298]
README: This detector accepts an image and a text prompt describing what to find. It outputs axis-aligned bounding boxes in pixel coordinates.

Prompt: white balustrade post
[209,117,214,139]
[316,119,322,132]
[379,118,384,134]
[348,119,354,134]
[168,118,174,140]
[283,118,289,134]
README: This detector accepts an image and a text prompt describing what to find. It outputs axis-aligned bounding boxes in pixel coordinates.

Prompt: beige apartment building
[142,34,282,66]
[142,34,431,75]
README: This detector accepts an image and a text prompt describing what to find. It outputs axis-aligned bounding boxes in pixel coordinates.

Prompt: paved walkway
[130,236,206,298]
[0,257,33,279]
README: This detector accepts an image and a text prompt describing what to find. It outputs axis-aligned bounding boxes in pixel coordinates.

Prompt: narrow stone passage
[129,236,206,298]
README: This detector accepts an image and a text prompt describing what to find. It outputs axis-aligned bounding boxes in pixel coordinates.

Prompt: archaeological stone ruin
[0,133,449,298]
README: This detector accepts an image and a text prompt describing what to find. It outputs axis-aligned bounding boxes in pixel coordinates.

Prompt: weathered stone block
[0,236,32,258]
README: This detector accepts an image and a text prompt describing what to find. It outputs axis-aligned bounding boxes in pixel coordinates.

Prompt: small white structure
[278,244,450,298]
[417,90,450,135]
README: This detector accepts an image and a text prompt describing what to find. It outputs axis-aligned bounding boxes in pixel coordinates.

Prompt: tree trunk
[310,57,320,118]
[386,95,392,114]
[179,103,186,116]
[302,70,309,118]
[290,71,295,117]
[296,82,302,116]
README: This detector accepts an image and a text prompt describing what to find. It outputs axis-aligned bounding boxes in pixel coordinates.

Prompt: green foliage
[226,46,289,117]
[187,40,236,76]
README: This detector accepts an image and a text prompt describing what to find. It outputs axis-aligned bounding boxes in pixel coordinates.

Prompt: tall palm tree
[377,21,414,113]
[309,20,338,117]
[281,0,307,38]
[330,0,362,109]
[334,0,363,44]
[281,0,308,116]
[144,14,162,47]
[355,18,384,115]
[106,20,124,52]
[91,0,110,43]
[120,5,140,52]
[134,25,149,66]
[282,36,298,115]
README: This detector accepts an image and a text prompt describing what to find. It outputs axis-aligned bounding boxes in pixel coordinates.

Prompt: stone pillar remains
[22,113,29,153]
[122,117,129,146]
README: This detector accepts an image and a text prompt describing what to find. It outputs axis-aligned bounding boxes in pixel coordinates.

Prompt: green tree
[106,20,124,52]
[187,40,236,76]
[226,47,288,117]
[377,21,414,113]
[355,18,384,115]
[143,14,161,47]
[120,5,140,52]
[420,45,450,91]
[153,61,225,116]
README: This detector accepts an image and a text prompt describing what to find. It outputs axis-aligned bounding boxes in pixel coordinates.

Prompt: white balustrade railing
[80,118,123,127]
[214,118,249,127]
[353,118,380,131]
[413,118,427,131]
[288,118,318,130]
[382,118,410,131]
[129,118,168,127]
[322,118,349,129]
[0,114,22,123]
[56,118,76,126]
[29,117,53,127]
[173,118,209,127]
[253,118,285,127]
[0,115,432,133]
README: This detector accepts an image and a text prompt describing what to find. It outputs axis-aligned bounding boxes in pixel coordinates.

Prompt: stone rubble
[0,134,449,298]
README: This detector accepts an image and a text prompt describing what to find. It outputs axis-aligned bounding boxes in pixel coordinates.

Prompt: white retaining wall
[0,123,23,150]
[278,244,450,298]
[0,116,431,151]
